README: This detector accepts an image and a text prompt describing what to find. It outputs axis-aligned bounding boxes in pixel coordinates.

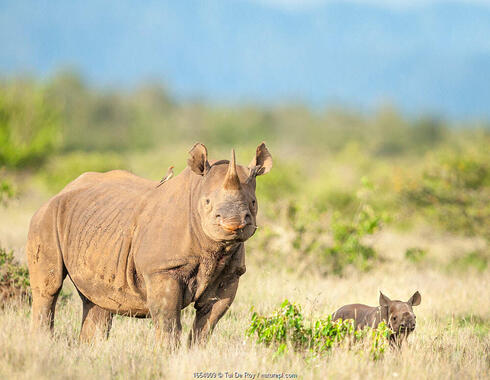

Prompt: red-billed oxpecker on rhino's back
[26,143,272,347]
[333,291,421,347]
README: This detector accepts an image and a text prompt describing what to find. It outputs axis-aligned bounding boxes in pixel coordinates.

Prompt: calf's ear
[408,291,421,306]
[188,143,210,175]
[248,142,273,178]
[379,291,391,306]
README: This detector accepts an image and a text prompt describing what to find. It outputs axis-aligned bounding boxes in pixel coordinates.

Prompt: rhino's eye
[252,199,256,206]
[205,199,210,205]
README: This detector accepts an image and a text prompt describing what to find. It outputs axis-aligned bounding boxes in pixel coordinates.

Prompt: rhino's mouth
[220,221,247,232]
[211,222,257,242]
[398,326,415,334]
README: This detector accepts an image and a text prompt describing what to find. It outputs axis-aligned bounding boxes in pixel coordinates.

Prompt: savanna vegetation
[0,72,489,379]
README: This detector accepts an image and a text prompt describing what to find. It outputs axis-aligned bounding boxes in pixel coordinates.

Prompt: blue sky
[1,0,490,118]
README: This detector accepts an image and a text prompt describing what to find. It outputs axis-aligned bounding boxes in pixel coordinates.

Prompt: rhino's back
[32,170,158,314]
[333,304,377,328]
[60,170,156,195]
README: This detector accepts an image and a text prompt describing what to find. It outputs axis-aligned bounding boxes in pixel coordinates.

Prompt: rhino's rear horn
[223,149,242,190]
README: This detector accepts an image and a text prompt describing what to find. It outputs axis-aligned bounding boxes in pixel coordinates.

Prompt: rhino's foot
[155,327,182,352]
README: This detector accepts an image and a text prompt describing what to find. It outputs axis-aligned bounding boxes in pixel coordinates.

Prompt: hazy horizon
[1,0,490,119]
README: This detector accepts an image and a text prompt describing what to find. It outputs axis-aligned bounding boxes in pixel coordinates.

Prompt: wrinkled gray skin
[333,291,421,347]
[27,143,272,347]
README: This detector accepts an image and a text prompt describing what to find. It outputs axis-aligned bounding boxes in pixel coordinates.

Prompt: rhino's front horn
[223,149,242,190]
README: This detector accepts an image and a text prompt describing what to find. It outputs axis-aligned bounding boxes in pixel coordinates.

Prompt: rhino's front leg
[145,272,183,349]
[188,275,239,346]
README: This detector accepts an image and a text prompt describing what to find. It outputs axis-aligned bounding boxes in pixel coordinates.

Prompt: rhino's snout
[217,213,252,232]
[399,321,416,332]
[398,314,416,333]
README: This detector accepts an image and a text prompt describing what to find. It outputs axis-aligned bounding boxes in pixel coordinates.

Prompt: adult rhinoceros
[27,143,272,346]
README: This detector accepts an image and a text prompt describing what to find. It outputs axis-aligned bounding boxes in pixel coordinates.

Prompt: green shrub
[251,177,387,275]
[405,247,427,263]
[403,151,490,240]
[246,300,392,359]
[454,314,489,339]
[320,178,387,274]
[447,251,489,273]
[0,81,61,168]
[40,151,128,192]
[255,161,302,204]
[0,177,15,206]
[317,189,356,214]
[322,205,383,274]
[0,247,31,304]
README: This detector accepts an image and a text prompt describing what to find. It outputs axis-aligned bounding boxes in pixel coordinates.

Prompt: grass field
[1,79,489,378]
[0,190,488,380]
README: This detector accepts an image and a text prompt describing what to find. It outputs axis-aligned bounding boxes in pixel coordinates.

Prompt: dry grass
[0,199,489,379]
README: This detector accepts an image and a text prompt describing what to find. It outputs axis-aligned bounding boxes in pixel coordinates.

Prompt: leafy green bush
[447,251,488,273]
[0,81,61,168]
[454,314,489,339]
[405,247,427,264]
[246,300,392,359]
[320,178,387,274]
[402,151,490,240]
[251,177,387,275]
[40,151,128,192]
[0,177,15,206]
[322,204,383,274]
[255,161,302,204]
[0,247,31,304]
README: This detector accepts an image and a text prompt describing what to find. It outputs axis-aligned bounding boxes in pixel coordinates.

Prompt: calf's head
[380,291,421,335]
[187,142,272,243]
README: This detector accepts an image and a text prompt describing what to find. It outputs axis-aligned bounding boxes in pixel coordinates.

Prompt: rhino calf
[333,291,421,347]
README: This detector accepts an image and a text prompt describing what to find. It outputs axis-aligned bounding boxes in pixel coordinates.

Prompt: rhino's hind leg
[28,245,67,333]
[79,297,113,342]
[31,287,64,332]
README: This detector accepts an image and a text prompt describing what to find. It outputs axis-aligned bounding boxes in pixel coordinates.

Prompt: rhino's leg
[31,288,63,332]
[145,272,183,349]
[79,297,113,342]
[28,243,67,333]
[188,275,239,346]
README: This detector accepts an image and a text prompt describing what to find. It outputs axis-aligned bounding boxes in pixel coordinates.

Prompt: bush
[0,247,31,304]
[246,300,392,359]
[40,151,128,192]
[402,151,490,240]
[0,80,61,168]
[447,251,489,273]
[255,161,302,204]
[405,247,427,264]
[321,204,383,274]
[251,177,387,275]
[320,178,387,274]
[0,177,15,206]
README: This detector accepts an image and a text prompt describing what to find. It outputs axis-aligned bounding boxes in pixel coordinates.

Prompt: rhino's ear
[188,143,210,176]
[408,291,421,306]
[248,142,273,179]
[379,291,391,307]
